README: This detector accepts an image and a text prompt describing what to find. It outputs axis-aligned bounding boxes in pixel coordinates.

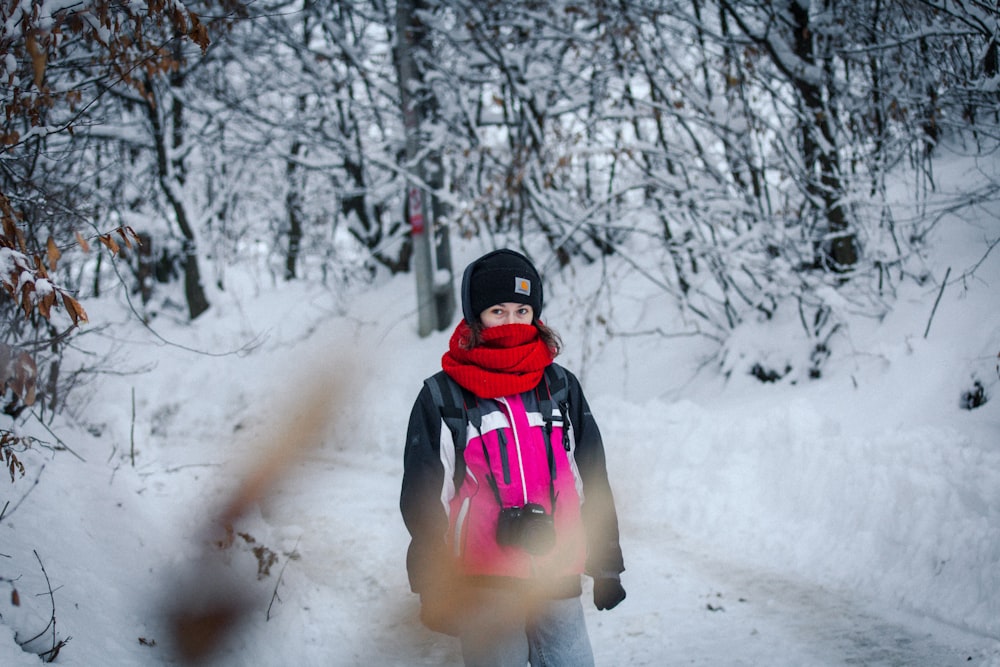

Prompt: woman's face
[479,302,534,328]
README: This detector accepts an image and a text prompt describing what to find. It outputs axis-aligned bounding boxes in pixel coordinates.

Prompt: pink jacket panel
[447,393,587,580]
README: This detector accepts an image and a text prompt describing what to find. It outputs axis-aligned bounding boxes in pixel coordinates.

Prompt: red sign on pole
[408,187,425,234]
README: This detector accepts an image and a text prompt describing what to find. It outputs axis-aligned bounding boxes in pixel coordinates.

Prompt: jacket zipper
[498,397,529,506]
[497,429,511,485]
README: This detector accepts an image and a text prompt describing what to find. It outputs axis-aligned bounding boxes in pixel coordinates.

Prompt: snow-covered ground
[2,162,999,665]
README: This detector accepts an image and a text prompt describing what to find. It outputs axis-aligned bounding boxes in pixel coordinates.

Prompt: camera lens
[495,503,554,555]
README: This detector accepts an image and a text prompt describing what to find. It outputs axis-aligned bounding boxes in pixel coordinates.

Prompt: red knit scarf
[442,322,554,399]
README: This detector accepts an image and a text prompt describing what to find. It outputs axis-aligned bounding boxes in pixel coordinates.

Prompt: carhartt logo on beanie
[462,249,543,324]
[514,277,532,297]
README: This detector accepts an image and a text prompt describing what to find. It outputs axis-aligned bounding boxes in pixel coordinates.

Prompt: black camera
[496,503,555,555]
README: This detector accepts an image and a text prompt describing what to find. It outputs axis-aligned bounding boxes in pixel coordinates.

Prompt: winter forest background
[2,0,999,665]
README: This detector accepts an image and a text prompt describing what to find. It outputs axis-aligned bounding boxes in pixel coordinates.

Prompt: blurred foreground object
[162,372,346,663]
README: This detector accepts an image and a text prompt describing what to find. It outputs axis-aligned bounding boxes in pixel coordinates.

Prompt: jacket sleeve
[566,370,626,579]
[400,383,450,595]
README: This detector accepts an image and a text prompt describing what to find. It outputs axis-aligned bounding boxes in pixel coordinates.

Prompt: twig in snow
[0,464,45,524]
[266,539,301,622]
[923,266,951,339]
[20,550,71,662]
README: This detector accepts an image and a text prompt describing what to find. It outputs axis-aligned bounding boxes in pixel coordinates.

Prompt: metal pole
[397,0,437,336]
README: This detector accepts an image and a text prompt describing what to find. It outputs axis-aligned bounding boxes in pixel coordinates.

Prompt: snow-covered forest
[2,1,999,665]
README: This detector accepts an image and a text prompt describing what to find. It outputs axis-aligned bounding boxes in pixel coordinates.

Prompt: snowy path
[244,448,997,667]
[609,537,990,666]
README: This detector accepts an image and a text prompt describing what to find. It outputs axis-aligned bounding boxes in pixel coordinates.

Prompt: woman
[401,249,626,666]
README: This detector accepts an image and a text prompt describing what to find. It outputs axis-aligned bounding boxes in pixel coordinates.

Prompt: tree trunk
[397,0,455,335]
[285,136,303,281]
[145,72,210,320]
[789,1,857,271]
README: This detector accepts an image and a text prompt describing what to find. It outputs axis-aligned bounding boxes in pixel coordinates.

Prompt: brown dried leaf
[75,231,91,253]
[46,236,61,271]
[38,290,55,319]
[32,254,48,278]
[25,31,47,89]
[1,216,25,251]
[190,22,209,53]
[62,293,89,325]
[23,381,36,407]
[116,227,133,249]
[20,282,34,318]
[15,351,37,389]
[124,226,141,246]
[7,449,25,482]
[99,233,120,254]
[2,352,37,409]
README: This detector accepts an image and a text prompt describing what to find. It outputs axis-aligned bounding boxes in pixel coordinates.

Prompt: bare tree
[0,0,221,474]
[4,0,999,404]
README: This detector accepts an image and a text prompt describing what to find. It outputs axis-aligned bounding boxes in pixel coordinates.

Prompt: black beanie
[461,249,543,324]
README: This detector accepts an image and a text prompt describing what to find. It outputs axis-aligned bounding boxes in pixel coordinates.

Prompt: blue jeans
[458,589,595,667]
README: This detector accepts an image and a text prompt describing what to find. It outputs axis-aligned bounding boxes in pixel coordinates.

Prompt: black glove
[593,576,626,611]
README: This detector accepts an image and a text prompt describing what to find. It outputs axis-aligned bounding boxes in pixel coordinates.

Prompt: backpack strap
[543,364,572,451]
[424,371,480,489]
[536,364,573,511]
